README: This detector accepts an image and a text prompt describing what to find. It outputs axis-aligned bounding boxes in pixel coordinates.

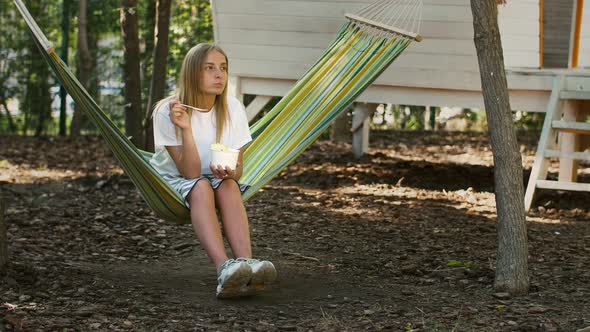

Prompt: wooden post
[0,197,8,274]
[524,76,564,211]
[558,100,586,182]
[228,75,244,103]
[245,95,273,122]
[581,101,590,151]
[424,106,432,130]
[351,102,371,158]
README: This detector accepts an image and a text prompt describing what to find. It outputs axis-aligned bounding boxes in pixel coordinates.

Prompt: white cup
[210,147,240,170]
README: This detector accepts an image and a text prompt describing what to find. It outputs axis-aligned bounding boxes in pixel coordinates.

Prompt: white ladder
[524,75,590,211]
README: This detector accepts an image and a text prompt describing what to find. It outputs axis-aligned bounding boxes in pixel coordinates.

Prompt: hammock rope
[12,0,422,224]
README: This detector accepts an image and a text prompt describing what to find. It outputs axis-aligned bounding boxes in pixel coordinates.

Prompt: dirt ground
[0,131,589,331]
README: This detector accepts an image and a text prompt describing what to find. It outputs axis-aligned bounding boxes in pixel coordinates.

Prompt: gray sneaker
[216,259,252,299]
[239,258,277,292]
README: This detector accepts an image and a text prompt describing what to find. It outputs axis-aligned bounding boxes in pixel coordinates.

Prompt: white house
[210,0,590,203]
[212,0,587,113]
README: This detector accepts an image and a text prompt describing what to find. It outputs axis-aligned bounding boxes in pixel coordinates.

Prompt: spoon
[179,103,211,113]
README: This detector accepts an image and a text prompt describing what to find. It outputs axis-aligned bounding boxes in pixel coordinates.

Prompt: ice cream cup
[210,146,240,170]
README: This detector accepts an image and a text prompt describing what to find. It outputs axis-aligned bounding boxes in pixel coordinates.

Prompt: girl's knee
[188,179,214,202]
[194,179,214,193]
[218,179,239,192]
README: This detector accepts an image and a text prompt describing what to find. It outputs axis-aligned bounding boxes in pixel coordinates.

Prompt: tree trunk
[121,0,144,148]
[145,0,171,152]
[25,4,52,138]
[143,0,156,64]
[142,0,156,109]
[1,98,16,133]
[71,0,92,137]
[0,197,8,274]
[21,0,52,136]
[470,0,529,295]
[59,0,71,137]
[34,72,52,136]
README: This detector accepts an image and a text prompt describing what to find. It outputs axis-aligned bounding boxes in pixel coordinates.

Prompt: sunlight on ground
[324,184,499,221]
[0,164,123,184]
[374,146,495,167]
[526,216,564,224]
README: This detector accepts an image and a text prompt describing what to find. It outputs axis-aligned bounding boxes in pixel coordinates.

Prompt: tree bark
[121,0,144,148]
[34,71,52,137]
[0,197,8,274]
[1,98,16,133]
[145,0,172,152]
[142,0,155,102]
[21,1,52,136]
[471,0,529,295]
[71,0,92,137]
[59,0,71,137]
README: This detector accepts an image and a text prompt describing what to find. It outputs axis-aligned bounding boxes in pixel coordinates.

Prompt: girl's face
[200,50,228,96]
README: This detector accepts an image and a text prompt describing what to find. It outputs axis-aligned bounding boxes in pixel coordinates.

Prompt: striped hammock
[13,0,422,224]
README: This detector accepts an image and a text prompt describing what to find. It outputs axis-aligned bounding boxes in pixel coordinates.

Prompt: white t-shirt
[149,96,252,177]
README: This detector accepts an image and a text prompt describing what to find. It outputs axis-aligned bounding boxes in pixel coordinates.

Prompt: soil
[0,131,589,332]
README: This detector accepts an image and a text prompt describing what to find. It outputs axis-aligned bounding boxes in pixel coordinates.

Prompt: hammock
[13,0,423,224]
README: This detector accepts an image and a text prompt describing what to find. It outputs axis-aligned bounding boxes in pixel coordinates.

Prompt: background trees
[0,0,213,144]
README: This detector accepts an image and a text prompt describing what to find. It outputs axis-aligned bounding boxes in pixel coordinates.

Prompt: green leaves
[1,0,213,135]
[446,260,473,268]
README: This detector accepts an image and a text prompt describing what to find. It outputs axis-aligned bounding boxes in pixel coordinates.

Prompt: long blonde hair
[155,43,229,143]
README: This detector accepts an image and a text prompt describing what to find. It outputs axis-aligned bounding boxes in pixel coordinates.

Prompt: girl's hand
[169,100,191,130]
[210,163,235,179]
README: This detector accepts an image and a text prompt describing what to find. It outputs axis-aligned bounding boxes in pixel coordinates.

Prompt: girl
[149,43,277,299]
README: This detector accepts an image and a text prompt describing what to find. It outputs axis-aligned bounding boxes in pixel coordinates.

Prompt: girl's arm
[166,101,202,179]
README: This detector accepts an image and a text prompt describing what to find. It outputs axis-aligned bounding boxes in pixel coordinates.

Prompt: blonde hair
[155,43,229,143]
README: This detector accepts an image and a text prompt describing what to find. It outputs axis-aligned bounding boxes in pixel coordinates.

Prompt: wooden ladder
[524,75,590,211]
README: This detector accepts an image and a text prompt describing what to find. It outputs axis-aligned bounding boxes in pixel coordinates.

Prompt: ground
[0,131,589,332]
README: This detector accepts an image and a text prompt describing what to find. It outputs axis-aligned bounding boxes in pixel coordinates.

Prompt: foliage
[370,104,544,133]
[0,0,213,135]
[372,104,429,131]
[513,110,544,130]
[8,0,61,135]
[167,1,213,88]
[446,260,473,268]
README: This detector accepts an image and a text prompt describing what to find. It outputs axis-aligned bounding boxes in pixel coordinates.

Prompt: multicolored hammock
[13,0,422,224]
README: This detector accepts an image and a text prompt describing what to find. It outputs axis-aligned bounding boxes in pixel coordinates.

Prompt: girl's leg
[214,180,252,259]
[188,180,228,272]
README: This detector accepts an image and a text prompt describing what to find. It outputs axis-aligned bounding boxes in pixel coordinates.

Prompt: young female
[149,43,276,298]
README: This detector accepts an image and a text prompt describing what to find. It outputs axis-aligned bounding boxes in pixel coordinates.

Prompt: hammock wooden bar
[345,13,423,42]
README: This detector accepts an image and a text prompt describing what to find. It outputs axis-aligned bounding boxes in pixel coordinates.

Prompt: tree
[70,0,92,137]
[120,0,144,148]
[58,0,71,137]
[144,0,172,152]
[470,0,529,295]
[0,0,20,134]
[141,0,156,107]
[167,1,213,79]
[25,1,54,136]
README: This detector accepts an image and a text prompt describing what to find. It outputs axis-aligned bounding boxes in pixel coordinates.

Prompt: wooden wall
[212,0,541,92]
